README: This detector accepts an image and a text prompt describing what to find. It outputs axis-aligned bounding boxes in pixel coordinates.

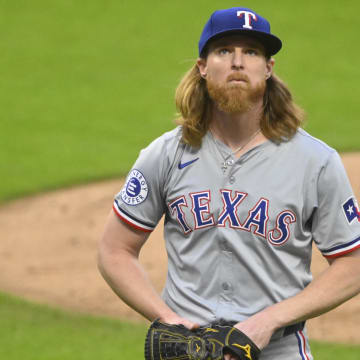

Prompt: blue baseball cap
[198,7,282,57]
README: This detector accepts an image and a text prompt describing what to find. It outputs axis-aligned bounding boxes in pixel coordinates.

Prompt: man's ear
[266,58,275,79]
[197,58,207,79]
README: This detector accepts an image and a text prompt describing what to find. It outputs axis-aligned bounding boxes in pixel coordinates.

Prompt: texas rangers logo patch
[121,169,148,206]
[342,197,360,224]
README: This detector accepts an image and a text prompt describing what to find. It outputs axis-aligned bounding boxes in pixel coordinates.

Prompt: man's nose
[231,48,244,69]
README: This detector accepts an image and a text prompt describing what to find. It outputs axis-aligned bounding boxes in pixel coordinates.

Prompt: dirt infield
[0,153,359,344]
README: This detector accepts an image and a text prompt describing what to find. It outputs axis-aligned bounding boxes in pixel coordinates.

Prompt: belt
[271,321,305,340]
[219,319,305,340]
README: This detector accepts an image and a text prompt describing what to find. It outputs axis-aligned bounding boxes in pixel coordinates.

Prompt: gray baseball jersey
[113,126,360,359]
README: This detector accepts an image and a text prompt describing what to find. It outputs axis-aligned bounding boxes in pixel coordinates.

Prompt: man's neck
[209,102,267,153]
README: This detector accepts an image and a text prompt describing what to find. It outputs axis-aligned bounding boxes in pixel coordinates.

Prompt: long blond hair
[175,64,304,147]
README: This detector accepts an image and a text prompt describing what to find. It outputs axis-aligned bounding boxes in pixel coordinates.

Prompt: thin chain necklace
[209,128,261,173]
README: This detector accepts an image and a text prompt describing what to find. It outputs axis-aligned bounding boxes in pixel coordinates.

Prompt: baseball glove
[144,319,261,360]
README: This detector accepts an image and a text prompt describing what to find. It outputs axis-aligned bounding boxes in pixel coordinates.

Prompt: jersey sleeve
[312,151,360,258]
[113,129,180,232]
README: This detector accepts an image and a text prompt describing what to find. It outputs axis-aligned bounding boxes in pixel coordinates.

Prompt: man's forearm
[98,248,175,322]
[268,252,360,329]
[98,212,198,330]
[235,251,360,349]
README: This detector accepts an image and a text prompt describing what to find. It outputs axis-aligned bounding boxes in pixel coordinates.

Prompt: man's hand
[223,311,276,360]
[234,312,277,350]
[158,313,200,330]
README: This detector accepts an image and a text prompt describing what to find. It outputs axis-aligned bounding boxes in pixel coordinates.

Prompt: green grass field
[1,292,360,360]
[0,292,147,360]
[1,0,359,202]
[1,0,359,358]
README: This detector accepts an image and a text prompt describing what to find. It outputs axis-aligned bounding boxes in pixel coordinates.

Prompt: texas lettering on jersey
[168,189,296,246]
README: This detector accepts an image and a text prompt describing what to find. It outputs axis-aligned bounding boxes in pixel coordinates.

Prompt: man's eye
[246,49,258,55]
[218,48,230,55]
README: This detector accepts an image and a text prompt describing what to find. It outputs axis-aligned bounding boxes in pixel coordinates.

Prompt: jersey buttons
[229,176,235,184]
[222,282,230,291]
[222,282,233,295]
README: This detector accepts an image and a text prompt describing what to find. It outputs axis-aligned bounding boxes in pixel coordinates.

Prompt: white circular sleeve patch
[121,169,149,206]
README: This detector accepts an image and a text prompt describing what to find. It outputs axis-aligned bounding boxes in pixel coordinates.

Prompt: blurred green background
[1,0,359,203]
[1,0,359,358]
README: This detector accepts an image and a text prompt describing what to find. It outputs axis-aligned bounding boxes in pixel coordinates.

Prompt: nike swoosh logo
[178,157,199,169]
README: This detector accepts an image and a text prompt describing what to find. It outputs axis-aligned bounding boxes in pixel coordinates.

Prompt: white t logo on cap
[237,10,257,29]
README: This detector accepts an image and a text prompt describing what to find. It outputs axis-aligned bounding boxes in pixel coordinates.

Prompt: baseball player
[98,7,360,360]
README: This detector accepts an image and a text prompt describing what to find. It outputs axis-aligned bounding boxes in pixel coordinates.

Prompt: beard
[206,73,266,114]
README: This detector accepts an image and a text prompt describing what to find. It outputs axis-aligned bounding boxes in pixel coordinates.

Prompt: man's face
[197,34,274,113]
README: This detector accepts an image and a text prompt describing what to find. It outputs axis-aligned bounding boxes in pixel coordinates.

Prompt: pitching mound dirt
[0,153,359,344]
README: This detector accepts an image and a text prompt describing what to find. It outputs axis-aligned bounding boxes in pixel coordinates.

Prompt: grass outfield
[1,292,359,360]
[0,292,146,360]
[1,0,359,202]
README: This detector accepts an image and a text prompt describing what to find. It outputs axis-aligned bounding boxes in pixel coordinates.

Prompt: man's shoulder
[288,128,337,160]
[160,126,183,145]
[137,126,184,170]
[271,129,338,172]
[294,128,334,149]
[142,126,182,152]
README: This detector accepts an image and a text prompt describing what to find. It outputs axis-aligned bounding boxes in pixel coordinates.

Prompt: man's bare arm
[97,211,198,329]
[233,248,360,352]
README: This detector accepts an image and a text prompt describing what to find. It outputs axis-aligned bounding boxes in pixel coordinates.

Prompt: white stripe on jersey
[113,201,154,232]
[322,236,360,258]
[295,331,310,360]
